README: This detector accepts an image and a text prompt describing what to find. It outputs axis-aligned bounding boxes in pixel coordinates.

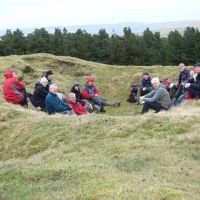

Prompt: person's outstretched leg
[142,101,162,114]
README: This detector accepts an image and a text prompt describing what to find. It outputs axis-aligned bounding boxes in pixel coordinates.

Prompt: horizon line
[1,19,200,30]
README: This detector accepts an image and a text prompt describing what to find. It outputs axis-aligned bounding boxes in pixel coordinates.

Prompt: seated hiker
[43,69,65,101]
[43,70,54,91]
[173,64,200,105]
[32,77,49,111]
[127,71,152,103]
[140,77,171,114]
[45,84,73,115]
[169,63,190,100]
[70,81,84,104]
[2,69,28,107]
[189,69,196,78]
[70,81,94,112]
[184,63,200,100]
[161,78,170,92]
[66,92,90,115]
[82,76,120,112]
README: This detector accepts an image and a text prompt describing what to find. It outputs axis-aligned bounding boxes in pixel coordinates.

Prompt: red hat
[4,69,15,79]
[86,76,95,83]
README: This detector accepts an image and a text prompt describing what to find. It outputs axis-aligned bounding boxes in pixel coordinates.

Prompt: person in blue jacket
[128,71,152,103]
[45,83,73,115]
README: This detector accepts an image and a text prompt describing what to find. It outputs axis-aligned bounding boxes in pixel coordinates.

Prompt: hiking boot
[93,105,101,112]
[103,100,120,107]
[113,101,121,107]
[134,97,140,104]
[171,98,177,106]
[34,106,41,112]
[100,106,106,112]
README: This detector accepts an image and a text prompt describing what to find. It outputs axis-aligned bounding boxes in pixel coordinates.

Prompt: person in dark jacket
[32,77,48,111]
[70,81,83,104]
[45,84,73,115]
[127,71,152,103]
[184,63,200,99]
[169,63,190,99]
[140,77,171,114]
[44,70,54,91]
[2,69,28,107]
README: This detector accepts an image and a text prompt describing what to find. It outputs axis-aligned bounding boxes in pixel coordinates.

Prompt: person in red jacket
[66,92,89,115]
[82,76,120,112]
[2,69,28,107]
[82,76,100,99]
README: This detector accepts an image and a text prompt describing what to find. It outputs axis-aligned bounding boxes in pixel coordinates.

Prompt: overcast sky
[0,0,199,29]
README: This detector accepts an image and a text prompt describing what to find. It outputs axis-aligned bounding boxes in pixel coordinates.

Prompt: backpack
[127,93,137,103]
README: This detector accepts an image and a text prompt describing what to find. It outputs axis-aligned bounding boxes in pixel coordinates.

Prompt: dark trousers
[19,89,28,107]
[175,84,184,98]
[170,84,185,99]
[169,85,178,99]
[186,87,197,98]
[142,101,166,114]
[129,85,151,101]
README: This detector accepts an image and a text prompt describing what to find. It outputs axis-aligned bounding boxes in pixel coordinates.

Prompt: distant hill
[0,20,200,37]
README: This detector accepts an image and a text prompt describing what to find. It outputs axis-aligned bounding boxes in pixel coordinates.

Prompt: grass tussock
[0,54,200,199]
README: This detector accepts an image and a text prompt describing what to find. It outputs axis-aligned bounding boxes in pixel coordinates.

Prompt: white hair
[40,77,48,83]
[49,83,57,92]
[68,92,76,98]
[151,77,160,84]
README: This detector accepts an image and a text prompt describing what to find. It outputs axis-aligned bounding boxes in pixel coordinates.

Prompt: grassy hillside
[0,54,200,200]
[0,53,179,115]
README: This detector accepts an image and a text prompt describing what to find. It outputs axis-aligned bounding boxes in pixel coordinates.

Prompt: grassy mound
[0,54,200,199]
[0,53,179,115]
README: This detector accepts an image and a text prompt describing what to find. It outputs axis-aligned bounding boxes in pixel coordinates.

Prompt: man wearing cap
[32,77,49,111]
[128,71,152,103]
[184,63,200,99]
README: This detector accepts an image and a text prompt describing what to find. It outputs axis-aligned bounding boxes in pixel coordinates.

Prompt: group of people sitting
[127,62,200,114]
[2,62,200,115]
[2,69,120,116]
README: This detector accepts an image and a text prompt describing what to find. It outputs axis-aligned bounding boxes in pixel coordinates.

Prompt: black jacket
[188,73,200,98]
[178,69,190,85]
[70,86,83,104]
[32,83,48,109]
[141,77,152,89]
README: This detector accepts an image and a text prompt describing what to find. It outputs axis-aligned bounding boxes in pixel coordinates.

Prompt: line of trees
[0,27,200,66]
